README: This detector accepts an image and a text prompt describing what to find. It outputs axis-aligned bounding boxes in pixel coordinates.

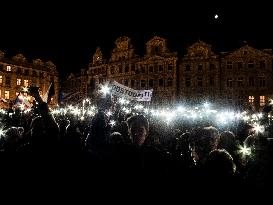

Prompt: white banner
[110,81,153,101]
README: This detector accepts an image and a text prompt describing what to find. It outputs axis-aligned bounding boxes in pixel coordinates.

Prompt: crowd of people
[1,88,273,196]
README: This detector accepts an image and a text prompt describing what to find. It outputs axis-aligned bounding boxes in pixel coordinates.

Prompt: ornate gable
[186,40,214,58]
[146,36,168,56]
[225,45,273,59]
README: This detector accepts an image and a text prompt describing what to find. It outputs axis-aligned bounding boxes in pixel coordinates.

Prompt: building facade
[64,36,273,110]
[179,41,273,110]
[0,51,59,108]
[87,36,177,105]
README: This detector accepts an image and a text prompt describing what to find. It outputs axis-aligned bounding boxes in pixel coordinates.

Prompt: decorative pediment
[146,36,168,56]
[225,45,273,58]
[33,59,44,67]
[113,36,132,52]
[12,54,27,63]
[186,40,214,58]
[0,50,4,59]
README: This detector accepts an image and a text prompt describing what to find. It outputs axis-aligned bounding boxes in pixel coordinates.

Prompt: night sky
[1,2,272,80]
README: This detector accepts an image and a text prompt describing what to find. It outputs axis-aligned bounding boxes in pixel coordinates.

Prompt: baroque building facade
[0,51,59,108]
[87,36,177,105]
[64,35,273,110]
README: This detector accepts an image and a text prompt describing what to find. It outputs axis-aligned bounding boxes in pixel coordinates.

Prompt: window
[17,68,22,74]
[125,65,129,73]
[131,80,135,87]
[249,96,255,105]
[238,62,243,70]
[249,77,255,86]
[227,78,232,87]
[17,78,21,86]
[149,79,154,87]
[260,60,266,69]
[243,51,247,55]
[197,77,203,87]
[124,79,128,86]
[32,70,37,76]
[198,65,203,71]
[4,91,9,99]
[149,66,154,73]
[5,77,11,86]
[167,78,173,87]
[238,96,244,106]
[24,69,29,76]
[98,68,101,73]
[168,64,173,72]
[159,65,163,72]
[0,76,2,84]
[210,63,215,70]
[111,68,115,75]
[141,80,146,88]
[260,96,266,106]
[141,66,146,73]
[210,77,215,86]
[227,95,233,104]
[7,65,11,71]
[227,61,233,69]
[159,78,164,87]
[119,65,123,73]
[259,76,266,87]
[185,78,191,87]
[237,77,243,87]
[185,65,191,71]
[131,64,135,72]
[248,60,254,68]
[24,80,29,87]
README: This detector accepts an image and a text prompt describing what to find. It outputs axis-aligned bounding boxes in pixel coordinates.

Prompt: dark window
[131,80,135,87]
[198,65,203,71]
[227,62,233,69]
[119,65,123,73]
[243,51,247,55]
[149,79,154,87]
[227,78,232,87]
[5,76,11,86]
[185,78,191,87]
[167,78,173,87]
[238,77,244,87]
[159,78,164,87]
[149,66,154,73]
[238,62,243,70]
[260,60,266,69]
[210,77,214,86]
[168,64,173,72]
[159,65,163,72]
[131,64,135,71]
[249,77,255,86]
[111,68,115,75]
[197,77,203,87]
[141,66,146,73]
[17,68,22,75]
[210,64,215,70]
[124,79,128,86]
[125,65,129,72]
[185,65,191,71]
[32,70,37,76]
[141,80,146,87]
[248,61,254,68]
[24,69,29,75]
[259,76,266,87]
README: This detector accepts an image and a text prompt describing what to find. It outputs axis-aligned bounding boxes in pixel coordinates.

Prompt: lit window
[249,96,254,105]
[0,76,2,84]
[24,80,29,87]
[16,92,20,96]
[4,91,9,99]
[260,96,266,106]
[17,78,21,86]
[7,65,11,71]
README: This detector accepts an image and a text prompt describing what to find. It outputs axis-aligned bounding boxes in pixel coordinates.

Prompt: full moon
[214,14,219,19]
